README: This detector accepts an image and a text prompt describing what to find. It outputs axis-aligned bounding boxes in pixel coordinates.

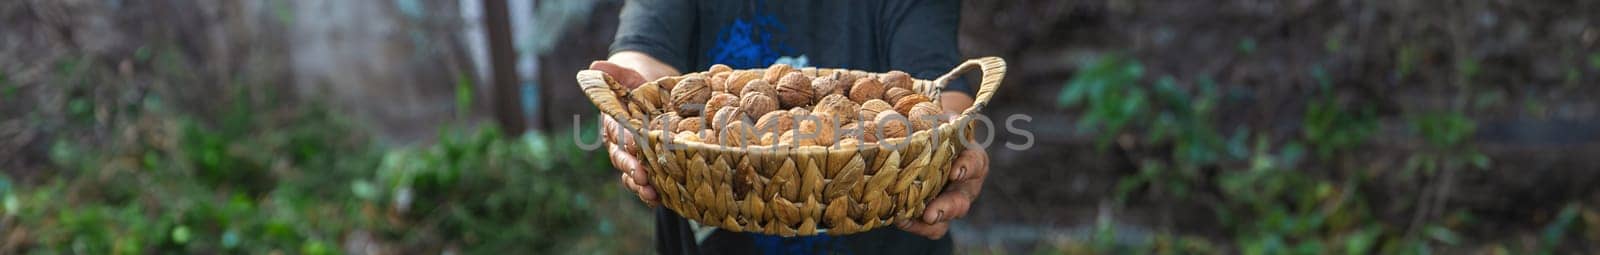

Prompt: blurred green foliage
[1,63,633,253]
[1050,55,1582,254]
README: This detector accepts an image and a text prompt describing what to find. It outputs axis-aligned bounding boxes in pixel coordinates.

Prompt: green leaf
[1469,153,1491,170]
[1344,227,1379,255]
[1426,225,1461,245]
[171,225,191,244]
[1589,52,1600,70]
[1057,83,1088,107]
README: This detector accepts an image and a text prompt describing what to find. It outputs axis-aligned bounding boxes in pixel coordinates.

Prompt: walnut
[907,102,945,131]
[710,73,729,93]
[879,70,914,91]
[754,111,795,134]
[875,111,911,139]
[858,120,881,142]
[704,93,739,121]
[700,129,718,144]
[740,79,777,99]
[726,71,762,94]
[678,117,705,133]
[709,64,733,75]
[711,106,747,132]
[720,120,757,147]
[788,107,811,117]
[739,92,779,121]
[859,99,892,121]
[797,112,840,146]
[848,78,886,104]
[650,112,683,133]
[838,122,863,141]
[764,63,795,84]
[883,87,915,103]
[893,93,932,116]
[759,132,780,146]
[776,72,815,109]
[670,75,712,117]
[832,71,862,87]
[813,94,860,124]
[810,75,846,102]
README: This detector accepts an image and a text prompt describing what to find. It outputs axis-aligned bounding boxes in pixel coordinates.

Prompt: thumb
[590,61,647,89]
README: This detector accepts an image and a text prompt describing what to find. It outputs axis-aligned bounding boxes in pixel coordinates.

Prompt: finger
[608,144,650,184]
[589,61,647,88]
[923,180,979,224]
[603,116,635,148]
[948,147,989,182]
[608,143,633,172]
[896,220,950,240]
[621,172,660,206]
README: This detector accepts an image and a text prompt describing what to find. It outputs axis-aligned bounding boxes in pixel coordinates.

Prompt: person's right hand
[591,56,677,207]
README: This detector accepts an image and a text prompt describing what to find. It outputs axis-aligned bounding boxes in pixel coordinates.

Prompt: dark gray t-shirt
[610,0,964,254]
[611,0,970,94]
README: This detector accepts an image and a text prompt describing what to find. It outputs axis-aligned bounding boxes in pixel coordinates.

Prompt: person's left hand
[897,144,989,239]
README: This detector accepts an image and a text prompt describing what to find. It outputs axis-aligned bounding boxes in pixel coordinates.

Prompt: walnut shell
[879,70,914,91]
[700,129,718,144]
[858,120,881,142]
[838,122,863,141]
[883,87,915,103]
[798,112,841,146]
[678,117,705,133]
[711,106,746,132]
[908,102,945,131]
[721,120,757,147]
[740,79,777,98]
[726,71,762,94]
[893,93,932,116]
[739,92,779,121]
[875,111,912,139]
[776,72,815,109]
[670,75,712,117]
[814,94,860,124]
[709,64,734,75]
[759,132,780,146]
[710,73,729,93]
[848,78,886,104]
[704,93,739,121]
[764,63,795,84]
[651,112,683,133]
[754,111,795,134]
[833,71,864,87]
[810,75,847,102]
[859,99,892,121]
[788,107,811,117]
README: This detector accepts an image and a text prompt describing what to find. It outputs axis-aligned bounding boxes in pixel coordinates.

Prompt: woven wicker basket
[577,57,1005,236]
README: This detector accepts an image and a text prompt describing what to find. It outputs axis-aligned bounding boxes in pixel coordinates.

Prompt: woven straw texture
[577,57,1006,236]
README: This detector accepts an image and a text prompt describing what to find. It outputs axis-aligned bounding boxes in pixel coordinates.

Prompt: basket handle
[577,70,637,125]
[933,57,1007,118]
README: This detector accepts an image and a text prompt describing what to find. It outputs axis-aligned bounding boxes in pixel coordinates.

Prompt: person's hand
[899,91,987,239]
[897,145,988,239]
[592,60,659,207]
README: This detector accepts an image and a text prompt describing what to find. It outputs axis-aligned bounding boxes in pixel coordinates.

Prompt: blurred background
[1,0,1598,254]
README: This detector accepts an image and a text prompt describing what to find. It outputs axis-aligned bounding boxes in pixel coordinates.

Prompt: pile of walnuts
[626,63,947,147]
